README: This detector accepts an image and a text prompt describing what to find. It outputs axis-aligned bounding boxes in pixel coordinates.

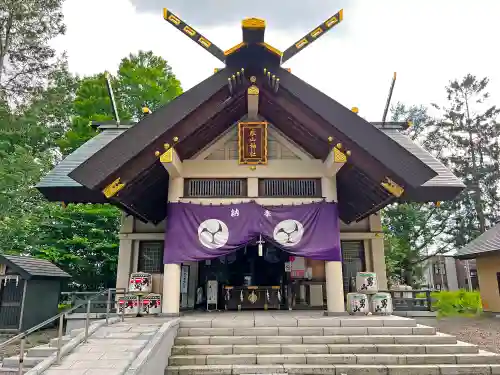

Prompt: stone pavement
[42,318,167,375]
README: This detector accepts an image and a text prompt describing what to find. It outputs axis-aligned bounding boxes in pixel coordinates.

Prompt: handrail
[0,287,125,350]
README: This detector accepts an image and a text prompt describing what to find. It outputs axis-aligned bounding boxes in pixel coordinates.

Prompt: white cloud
[53,0,500,120]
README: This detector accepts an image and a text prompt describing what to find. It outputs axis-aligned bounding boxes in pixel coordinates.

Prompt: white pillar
[162,176,184,315]
[162,263,181,315]
[325,261,346,315]
[116,239,133,292]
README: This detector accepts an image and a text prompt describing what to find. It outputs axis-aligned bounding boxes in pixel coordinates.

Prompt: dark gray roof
[455,223,500,259]
[36,126,130,203]
[0,254,71,279]
[380,129,464,189]
[37,127,129,189]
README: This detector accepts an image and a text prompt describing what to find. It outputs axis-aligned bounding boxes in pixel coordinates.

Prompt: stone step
[166,363,500,375]
[171,343,477,355]
[178,325,434,338]
[49,335,71,347]
[169,352,500,366]
[1,356,45,369]
[0,367,28,375]
[26,344,58,357]
[172,335,457,354]
[178,317,418,330]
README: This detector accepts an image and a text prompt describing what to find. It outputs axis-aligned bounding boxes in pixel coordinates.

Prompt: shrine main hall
[37,12,464,315]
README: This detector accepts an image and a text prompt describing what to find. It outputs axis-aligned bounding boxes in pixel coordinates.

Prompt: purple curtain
[163,201,341,263]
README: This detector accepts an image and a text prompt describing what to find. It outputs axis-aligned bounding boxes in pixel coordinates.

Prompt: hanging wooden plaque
[238,121,268,165]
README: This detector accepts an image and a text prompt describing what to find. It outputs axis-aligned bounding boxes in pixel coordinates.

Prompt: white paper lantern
[371,292,393,315]
[141,293,162,315]
[118,295,140,315]
[346,292,369,315]
[129,272,152,294]
[356,272,378,294]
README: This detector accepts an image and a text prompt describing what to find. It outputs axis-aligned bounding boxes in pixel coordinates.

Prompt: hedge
[431,290,482,317]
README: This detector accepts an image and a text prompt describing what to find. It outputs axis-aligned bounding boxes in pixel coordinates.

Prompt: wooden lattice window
[138,241,164,274]
[258,178,322,197]
[184,179,247,198]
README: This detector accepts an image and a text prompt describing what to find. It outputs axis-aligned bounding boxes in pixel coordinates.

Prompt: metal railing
[383,289,433,312]
[0,287,126,374]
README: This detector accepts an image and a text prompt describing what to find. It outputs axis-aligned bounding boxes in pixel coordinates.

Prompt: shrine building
[37,10,465,315]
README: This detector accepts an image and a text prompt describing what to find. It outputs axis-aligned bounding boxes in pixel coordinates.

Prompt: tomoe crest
[198,219,229,249]
[273,219,304,247]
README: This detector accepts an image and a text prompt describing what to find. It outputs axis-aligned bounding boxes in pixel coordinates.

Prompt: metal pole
[121,300,125,322]
[18,338,25,375]
[56,314,64,364]
[84,299,91,343]
[106,289,111,325]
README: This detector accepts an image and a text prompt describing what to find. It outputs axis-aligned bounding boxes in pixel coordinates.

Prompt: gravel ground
[416,316,500,354]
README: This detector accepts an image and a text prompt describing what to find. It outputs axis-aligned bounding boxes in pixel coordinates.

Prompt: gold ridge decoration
[259,42,283,57]
[247,85,259,95]
[333,147,347,163]
[102,178,125,198]
[242,17,266,29]
[381,177,404,198]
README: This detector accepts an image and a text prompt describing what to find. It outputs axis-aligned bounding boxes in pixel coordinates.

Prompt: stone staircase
[166,314,500,375]
[0,328,79,374]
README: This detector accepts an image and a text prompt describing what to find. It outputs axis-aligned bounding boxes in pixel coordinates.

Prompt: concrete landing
[41,319,165,375]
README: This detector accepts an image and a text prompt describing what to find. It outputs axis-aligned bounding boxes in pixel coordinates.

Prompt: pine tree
[430,75,500,245]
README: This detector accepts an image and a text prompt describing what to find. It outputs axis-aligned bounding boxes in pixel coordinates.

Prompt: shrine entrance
[197,241,290,310]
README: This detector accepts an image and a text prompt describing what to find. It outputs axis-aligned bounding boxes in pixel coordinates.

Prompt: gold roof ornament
[248,85,259,95]
[333,147,347,163]
[102,178,125,198]
[242,18,266,29]
[351,107,359,114]
[381,177,404,198]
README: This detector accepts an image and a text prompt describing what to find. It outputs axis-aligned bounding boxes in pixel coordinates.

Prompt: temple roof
[36,69,464,224]
[455,223,500,260]
[36,11,464,224]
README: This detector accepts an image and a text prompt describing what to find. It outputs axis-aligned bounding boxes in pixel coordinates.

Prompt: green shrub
[58,303,72,312]
[431,290,482,317]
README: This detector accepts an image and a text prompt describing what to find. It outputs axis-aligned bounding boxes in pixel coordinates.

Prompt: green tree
[32,204,121,290]
[383,103,458,286]
[117,50,182,120]
[0,0,65,102]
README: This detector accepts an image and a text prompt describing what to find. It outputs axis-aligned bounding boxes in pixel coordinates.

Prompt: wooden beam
[247,85,259,119]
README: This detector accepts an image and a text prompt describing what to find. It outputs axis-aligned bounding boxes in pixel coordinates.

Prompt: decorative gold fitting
[142,106,151,114]
[250,76,257,83]
[351,107,359,114]
[164,143,170,150]
[249,166,257,171]
[435,201,441,207]
[336,143,342,149]
[173,136,179,142]
[407,121,414,127]
[264,68,267,75]
[346,150,352,156]
[154,151,160,157]
[328,136,334,143]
